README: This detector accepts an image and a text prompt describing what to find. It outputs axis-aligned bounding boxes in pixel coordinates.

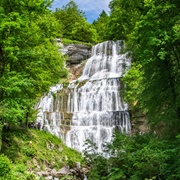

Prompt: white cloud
[52,0,111,23]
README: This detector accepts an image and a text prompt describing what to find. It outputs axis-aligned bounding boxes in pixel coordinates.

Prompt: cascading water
[36,41,131,153]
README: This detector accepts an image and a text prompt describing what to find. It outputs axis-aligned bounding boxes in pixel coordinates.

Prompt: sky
[51,0,111,23]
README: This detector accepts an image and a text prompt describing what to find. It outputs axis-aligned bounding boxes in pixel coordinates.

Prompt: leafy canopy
[54,0,98,43]
[0,0,67,126]
[107,0,180,136]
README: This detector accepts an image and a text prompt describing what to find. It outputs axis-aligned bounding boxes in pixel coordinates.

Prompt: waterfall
[36,41,131,153]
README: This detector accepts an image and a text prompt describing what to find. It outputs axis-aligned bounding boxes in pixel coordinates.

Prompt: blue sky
[51,0,111,23]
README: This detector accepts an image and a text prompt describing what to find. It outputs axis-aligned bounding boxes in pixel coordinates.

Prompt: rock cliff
[56,38,92,65]
[56,38,92,81]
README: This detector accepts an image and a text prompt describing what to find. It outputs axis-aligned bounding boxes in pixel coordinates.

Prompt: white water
[36,41,131,153]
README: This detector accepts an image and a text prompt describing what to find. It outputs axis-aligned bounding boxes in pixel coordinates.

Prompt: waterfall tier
[36,41,131,153]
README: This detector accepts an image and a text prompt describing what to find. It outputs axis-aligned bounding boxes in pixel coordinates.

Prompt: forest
[0,0,180,179]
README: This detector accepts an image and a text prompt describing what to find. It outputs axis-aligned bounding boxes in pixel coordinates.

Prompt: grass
[1,128,84,179]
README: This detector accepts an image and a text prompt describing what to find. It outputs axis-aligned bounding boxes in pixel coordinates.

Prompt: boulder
[82,167,89,174]
[58,145,63,152]
[56,166,70,176]
[75,162,81,170]
[41,171,49,176]
[51,169,57,176]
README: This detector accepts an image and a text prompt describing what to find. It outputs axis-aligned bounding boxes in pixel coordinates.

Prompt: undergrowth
[1,128,83,179]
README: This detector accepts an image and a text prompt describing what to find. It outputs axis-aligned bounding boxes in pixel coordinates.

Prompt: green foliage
[108,0,180,137]
[54,0,85,37]
[129,0,180,136]
[10,163,37,180]
[0,122,2,151]
[107,0,144,40]
[1,129,84,178]
[0,154,11,177]
[71,21,98,43]
[122,63,144,110]
[0,0,67,128]
[93,10,110,42]
[83,140,109,180]
[62,38,92,47]
[21,144,36,157]
[54,1,98,43]
[85,131,180,180]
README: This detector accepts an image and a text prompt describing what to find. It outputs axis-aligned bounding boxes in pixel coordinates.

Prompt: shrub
[21,145,36,157]
[84,131,180,180]
[0,154,12,177]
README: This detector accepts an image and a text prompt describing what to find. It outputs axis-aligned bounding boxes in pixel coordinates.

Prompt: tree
[107,0,144,40]
[129,0,180,136]
[85,131,180,179]
[108,0,180,137]
[122,63,144,111]
[93,10,109,41]
[54,0,98,43]
[0,0,67,134]
[71,21,98,43]
[54,1,86,38]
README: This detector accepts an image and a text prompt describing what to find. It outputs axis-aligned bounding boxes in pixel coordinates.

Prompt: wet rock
[53,178,59,180]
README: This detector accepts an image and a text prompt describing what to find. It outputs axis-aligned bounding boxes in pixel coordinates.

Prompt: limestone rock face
[64,44,91,65]
[67,64,85,81]
[56,39,92,65]
[130,110,149,134]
